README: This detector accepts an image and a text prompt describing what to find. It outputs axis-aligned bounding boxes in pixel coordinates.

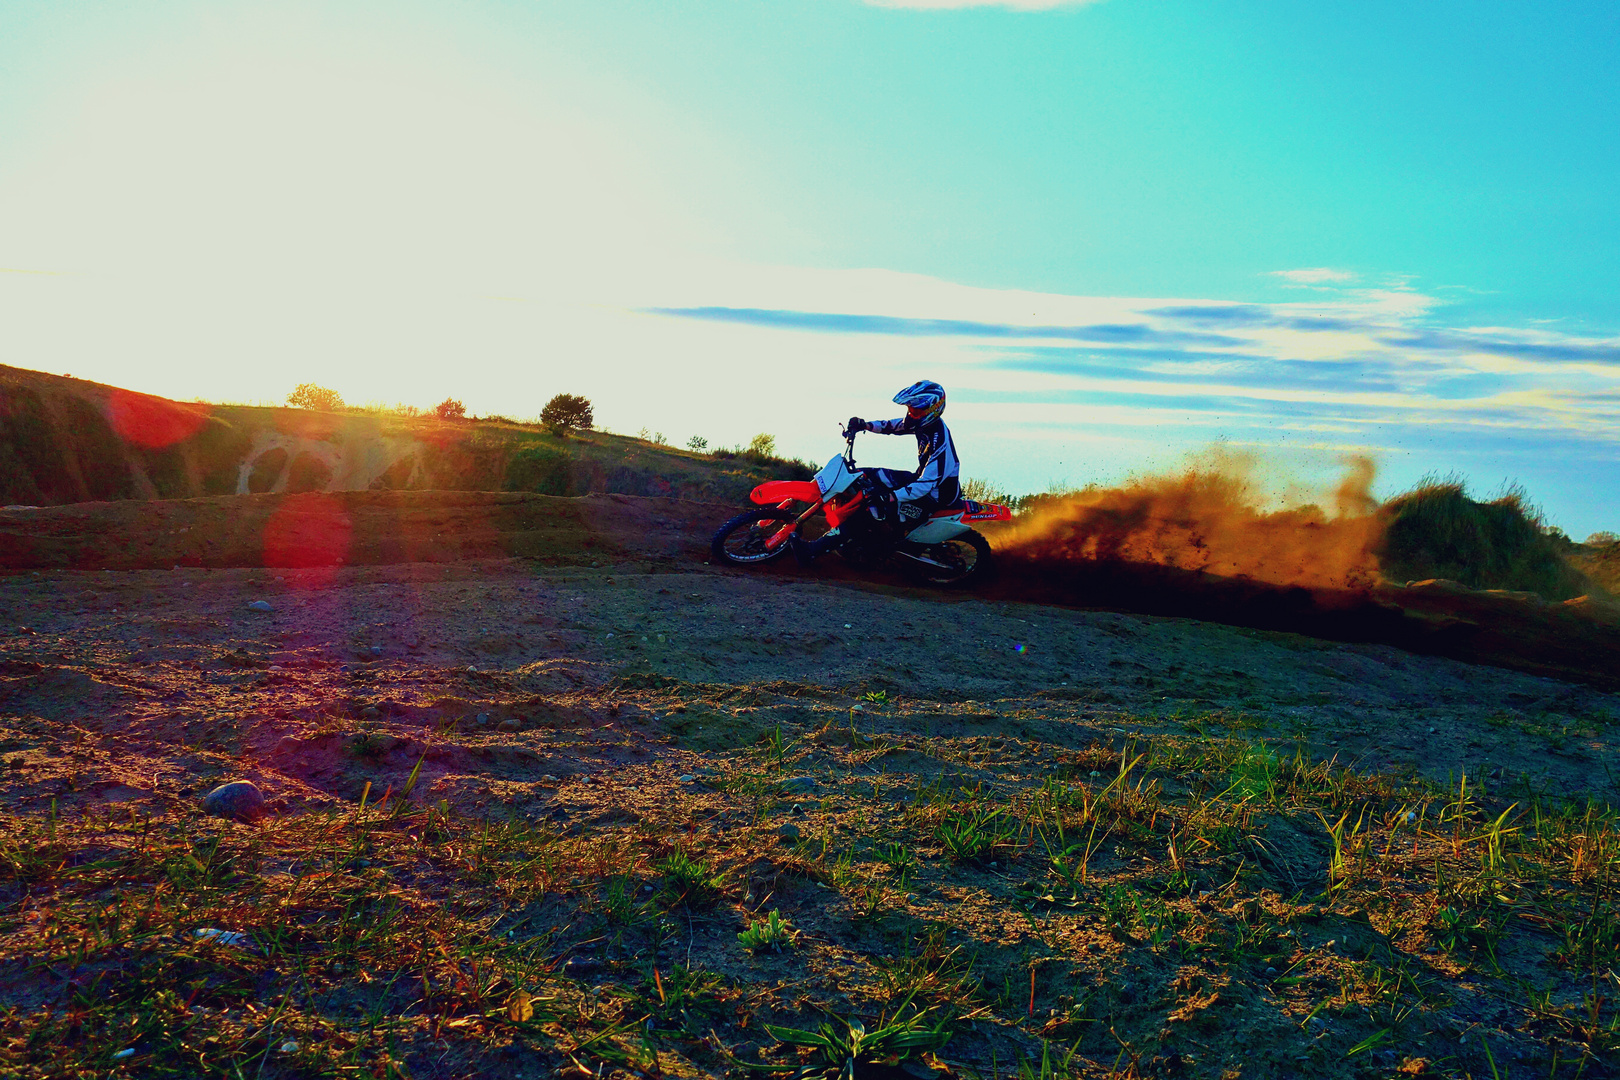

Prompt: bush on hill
[541,394,593,437]
[287,383,344,411]
[1376,477,1591,600]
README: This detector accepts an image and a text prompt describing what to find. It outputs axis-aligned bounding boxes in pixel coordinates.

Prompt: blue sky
[1,1,1617,535]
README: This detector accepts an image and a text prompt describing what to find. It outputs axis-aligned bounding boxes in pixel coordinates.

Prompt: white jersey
[865,415,961,505]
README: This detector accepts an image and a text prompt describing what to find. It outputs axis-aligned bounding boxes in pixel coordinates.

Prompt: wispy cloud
[1269,267,1356,284]
[645,279,1620,460]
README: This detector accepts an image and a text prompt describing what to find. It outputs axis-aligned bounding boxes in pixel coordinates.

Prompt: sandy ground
[9,503,1620,1078]
[4,554,1617,824]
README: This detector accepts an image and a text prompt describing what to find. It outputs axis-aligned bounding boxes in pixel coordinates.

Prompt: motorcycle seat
[928,498,970,518]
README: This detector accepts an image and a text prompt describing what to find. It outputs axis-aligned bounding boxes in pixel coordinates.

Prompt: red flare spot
[262,494,352,586]
[104,389,209,449]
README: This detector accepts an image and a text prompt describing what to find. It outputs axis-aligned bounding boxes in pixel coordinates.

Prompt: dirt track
[4,538,1619,823]
[5,489,1619,693]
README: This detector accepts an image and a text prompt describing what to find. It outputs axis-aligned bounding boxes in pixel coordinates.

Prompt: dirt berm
[4,488,1618,692]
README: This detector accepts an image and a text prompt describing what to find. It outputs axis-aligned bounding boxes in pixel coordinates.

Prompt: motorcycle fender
[964,502,1013,523]
[905,518,970,544]
[750,480,822,505]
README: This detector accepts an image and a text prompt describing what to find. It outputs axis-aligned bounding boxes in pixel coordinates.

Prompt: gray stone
[201,780,265,822]
[777,823,801,843]
[677,774,696,783]
[499,718,522,731]
[780,775,818,795]
[246,600,273,612]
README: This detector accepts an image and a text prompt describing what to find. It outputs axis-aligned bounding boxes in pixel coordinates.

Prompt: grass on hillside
[0,364,814,507]
[1370,476,1595,600]
[6,691,1620,1079]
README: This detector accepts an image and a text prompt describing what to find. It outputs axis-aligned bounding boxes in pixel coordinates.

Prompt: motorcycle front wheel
[902,530,994,586]
[710,508,796,565]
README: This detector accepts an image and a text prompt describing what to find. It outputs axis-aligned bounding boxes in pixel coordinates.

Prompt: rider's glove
[846,416,867,433]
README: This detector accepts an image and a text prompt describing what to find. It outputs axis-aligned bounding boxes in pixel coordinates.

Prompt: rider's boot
[792,530,840,565]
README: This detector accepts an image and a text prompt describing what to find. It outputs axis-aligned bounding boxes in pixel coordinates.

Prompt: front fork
[764,498,825,551]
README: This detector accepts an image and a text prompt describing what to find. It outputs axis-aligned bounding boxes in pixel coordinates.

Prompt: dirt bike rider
[786,379,958,558]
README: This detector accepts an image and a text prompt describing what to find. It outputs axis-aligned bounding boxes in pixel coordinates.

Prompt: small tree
[434,398,466,421]
[686,435,708,452]
[540,393,594,437]
[746,432,777,459]
[287,383,344,411]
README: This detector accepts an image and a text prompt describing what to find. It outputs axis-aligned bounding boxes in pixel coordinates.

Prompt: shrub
[1376,476,1591,600]
[686,435,708,452]
[1589,531,1619,546]
[746,432,777,458]
[434,398,466,421]
[286,383,344,411]
[540,394,594,437]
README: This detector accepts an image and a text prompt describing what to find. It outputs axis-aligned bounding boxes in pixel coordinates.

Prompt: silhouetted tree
[434,398,466,420]
[541,393,594,437]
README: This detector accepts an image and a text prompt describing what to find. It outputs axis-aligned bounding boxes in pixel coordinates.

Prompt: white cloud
[1270,267,1356,284]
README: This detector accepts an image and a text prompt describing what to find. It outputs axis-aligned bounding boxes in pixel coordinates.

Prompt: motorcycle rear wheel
[710,508,796,565]
[903,530,993,586]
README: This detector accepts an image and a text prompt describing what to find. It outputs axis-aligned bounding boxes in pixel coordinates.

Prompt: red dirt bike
[710,429,1011,586]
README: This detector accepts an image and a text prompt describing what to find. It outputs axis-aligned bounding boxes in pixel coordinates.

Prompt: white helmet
[893,380,946,424]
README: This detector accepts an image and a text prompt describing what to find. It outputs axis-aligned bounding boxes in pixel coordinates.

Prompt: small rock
[112,1048,135,1060]
[360,706,380,719]
[246,600,273,612]
[476,713,491,726]
[499,718,522,731]
[780,776,818,795]
[370,645,383,654]
[346,858,372,870]
[677,774,696,783]
[778,823,801,842]
[279,1041,299,1053]
[193,928,252,948]
[201,780,265,822]
[540,774,560,783]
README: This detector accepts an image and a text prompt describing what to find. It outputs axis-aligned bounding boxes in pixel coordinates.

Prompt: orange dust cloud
[996,449,1383,592]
